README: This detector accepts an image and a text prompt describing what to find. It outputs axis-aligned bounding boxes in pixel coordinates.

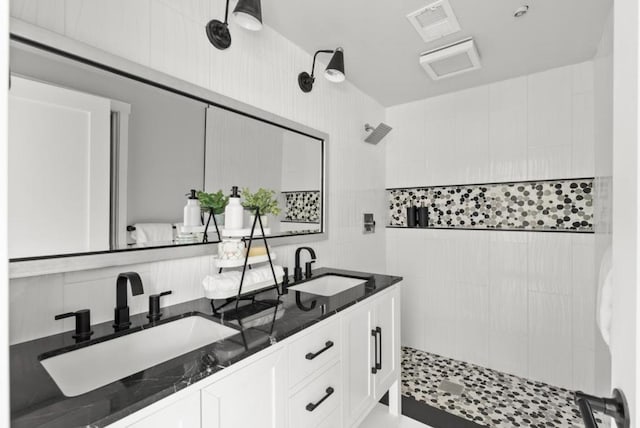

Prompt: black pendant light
[206,0,263,50]
[298,48,346,93]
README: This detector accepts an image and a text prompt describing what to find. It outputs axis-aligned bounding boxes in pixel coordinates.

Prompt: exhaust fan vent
[419,38,481,80]
[407,0,461,43]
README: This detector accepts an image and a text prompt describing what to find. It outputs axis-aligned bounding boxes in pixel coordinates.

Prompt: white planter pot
[250,215,268,227]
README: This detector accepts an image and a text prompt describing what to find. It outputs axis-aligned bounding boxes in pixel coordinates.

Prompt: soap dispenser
[224,186,244,230]
[183,189,202,228]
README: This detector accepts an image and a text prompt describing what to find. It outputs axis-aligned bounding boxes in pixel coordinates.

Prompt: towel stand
[127,225,177,232]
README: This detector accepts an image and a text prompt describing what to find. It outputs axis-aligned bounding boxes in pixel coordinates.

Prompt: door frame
[611,0,640,425]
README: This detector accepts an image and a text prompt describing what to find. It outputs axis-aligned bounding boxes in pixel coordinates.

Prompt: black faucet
[147,290,172,322]
[294,247,316,282]
[114,272,144,331]
[54,309,93,342]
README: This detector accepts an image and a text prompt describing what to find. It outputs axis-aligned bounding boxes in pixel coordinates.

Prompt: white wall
[386,61,600,392]
[8,1,387,344]
[593,10,614,397]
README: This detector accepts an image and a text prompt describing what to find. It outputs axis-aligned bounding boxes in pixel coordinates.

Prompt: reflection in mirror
[8,40,324,261]
[204,106,323,236]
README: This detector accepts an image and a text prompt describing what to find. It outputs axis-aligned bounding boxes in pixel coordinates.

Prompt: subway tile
[572,234,597,350]
[573,346,596,394]
[65,0,151,66]
[528,291,572,388]
[527,145,572,180]
[527,65,573,149]
[11,0,66,34]
[488,331,528,379]
[454,283,489,367]
[572,61,595,94]
[572,91,596,177]
[528,233,572,295]
[10,274,64,344]
[149,0,211,89]
[489,76,528,182]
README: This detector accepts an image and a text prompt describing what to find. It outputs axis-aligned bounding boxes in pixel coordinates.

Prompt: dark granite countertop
[10,267,402,428]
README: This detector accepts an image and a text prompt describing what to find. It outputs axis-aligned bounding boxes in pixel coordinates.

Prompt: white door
[342,302,374,427]
[372,288,400,400]
[609,1,639,427]
[201,348,287,428]
[8,75,111,258]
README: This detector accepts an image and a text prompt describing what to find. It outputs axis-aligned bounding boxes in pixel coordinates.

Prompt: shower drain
[438,379,465,395]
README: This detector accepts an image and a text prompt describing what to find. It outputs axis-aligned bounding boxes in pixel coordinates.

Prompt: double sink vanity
[10,268,402,427]
[8,22,400,428]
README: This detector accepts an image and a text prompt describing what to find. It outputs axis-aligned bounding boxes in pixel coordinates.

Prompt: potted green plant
[241,187,281,227]
[197,190,229,226]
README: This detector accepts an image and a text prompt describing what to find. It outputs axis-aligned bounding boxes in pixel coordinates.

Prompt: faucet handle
[55,309,93,341]
[147,290,172,322]
[305,260,316,279]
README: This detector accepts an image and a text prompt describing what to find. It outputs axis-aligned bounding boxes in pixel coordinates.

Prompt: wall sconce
[298,48,345,93]
[206,0,262,50]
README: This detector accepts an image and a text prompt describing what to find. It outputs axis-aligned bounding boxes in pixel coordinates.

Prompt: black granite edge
[385,176,595,192]
[385,225,595,234]
[380,394,486,428]
[10,267,402,428]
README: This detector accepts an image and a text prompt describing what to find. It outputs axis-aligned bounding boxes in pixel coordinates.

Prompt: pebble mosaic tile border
[401,347,605,428]
[388,178,594,232]
[282,191,320,223]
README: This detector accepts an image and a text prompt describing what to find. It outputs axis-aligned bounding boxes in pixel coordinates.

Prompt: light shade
[233,0,262,31]
[324,48,345,83]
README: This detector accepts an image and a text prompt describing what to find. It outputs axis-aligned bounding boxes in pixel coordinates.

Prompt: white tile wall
[386,61,596,187]
[9,1,386,343]
[384,60,600,392]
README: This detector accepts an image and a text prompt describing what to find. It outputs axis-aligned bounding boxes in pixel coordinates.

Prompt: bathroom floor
[401,347,605,428]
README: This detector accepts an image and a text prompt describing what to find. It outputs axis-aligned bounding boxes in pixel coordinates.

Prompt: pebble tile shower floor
[401,347,606,427]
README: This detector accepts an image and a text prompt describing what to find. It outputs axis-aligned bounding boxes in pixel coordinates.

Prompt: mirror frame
[9,20,329,278]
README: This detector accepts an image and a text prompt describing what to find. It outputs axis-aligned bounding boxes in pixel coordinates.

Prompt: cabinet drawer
[317,407,342,428]
[289,362,341,428]
[289,317,340,388]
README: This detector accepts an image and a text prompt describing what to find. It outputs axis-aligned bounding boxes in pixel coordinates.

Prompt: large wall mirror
[8,38,325,261]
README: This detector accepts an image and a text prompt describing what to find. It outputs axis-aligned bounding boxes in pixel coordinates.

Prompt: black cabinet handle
[376,327,382,371]
[306,387,334,412]
[575,389,630,428]
[306,341,334,360]
[371,329,378,374]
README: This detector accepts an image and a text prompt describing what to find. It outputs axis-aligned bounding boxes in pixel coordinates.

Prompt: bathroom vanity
[10,268,402,428]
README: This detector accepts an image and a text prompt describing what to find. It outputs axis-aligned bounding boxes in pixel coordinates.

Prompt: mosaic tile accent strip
[402,347,606,428]
[388,178,594,232]
[282,190,320,223]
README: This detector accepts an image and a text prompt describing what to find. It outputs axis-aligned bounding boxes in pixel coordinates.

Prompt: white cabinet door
[342,302,374,428]
[372,288,400,400]
[127,392,201,428]
[201,348,287,428]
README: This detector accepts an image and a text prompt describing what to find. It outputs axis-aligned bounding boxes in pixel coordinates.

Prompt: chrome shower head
[364,122,392,144]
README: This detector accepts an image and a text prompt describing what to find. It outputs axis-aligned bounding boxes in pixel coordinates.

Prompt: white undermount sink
[40,316,238,397]
[287,275,368,296]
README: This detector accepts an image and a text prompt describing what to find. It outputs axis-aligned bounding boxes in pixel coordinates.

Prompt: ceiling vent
[407,0,461,43]
[419,38,481,80]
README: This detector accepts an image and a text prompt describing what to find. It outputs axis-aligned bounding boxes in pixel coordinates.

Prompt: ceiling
[263,0,613,107]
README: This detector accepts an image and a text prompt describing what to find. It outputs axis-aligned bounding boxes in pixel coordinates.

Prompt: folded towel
[203,265,285,296]
[132,223,174,245]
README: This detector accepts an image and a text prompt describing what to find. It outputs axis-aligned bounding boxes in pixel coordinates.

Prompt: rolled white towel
[202,265,285,297]
[133,223,174,245]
